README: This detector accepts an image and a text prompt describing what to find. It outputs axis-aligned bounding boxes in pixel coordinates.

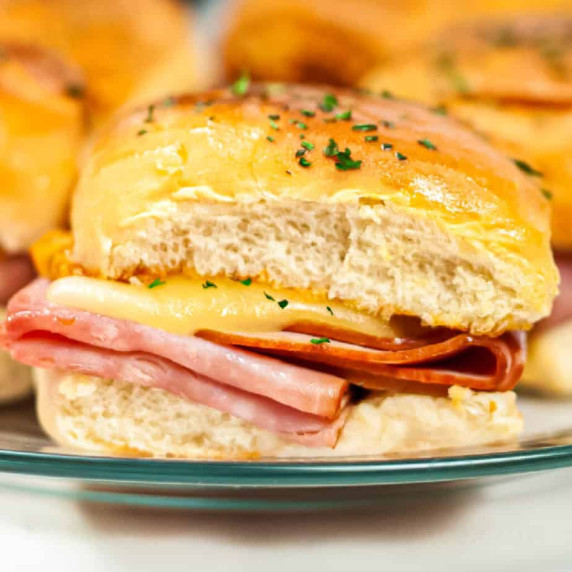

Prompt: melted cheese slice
[46,275,419,339]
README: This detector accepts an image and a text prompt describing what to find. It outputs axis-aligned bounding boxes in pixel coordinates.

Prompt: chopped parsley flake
[310,337,331,345]
[137,129,148,137]
[145,104,155,123]
[296,148,306,158]
[323,138,339,157]
[266,136,275,142]
[335,110,352,121]
[364,135,379,142]
[326,306,334,316]
[268,114,280,120]
[277,299,289,309]
[301,140,315,151]
[231,72,250,96]
[240,278,252,286]
[514,158,543,177]
[300,109,316,117]
[381,143,393,151]
[299,157,312,167]
[381,120,395,129]
[148,279,166,289]
[202,280,217,289]
[335,148,362,171]
[319,93,338,112]
[396,152,407,161]
[269,119,279,130]
[541,188,553,200]
[418,138,437,150]
[300,133,306,140]
[296,121,308,130]
[381,90,394,99]
[264,292,275,301]
[352,124,377,132]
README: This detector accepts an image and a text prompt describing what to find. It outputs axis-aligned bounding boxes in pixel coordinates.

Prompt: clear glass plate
[0,394,571,510]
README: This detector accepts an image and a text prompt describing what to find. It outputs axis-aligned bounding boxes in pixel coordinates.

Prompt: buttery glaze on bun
[0,43,85,255]
[0,0,196,121]
[11,83,556,458]
[68,84,556,334]
[222,0,572,86]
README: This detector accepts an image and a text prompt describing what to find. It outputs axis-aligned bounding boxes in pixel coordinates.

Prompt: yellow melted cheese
[46,275,413,339]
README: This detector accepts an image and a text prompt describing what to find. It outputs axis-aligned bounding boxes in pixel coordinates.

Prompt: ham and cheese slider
[1,83,557,458]
[362,15,572,395]
[0,0,196,123]
[0,44,85,403]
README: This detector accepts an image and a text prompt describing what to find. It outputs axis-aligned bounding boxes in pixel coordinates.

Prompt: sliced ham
[537,252,572,333]
[0,255,35,305]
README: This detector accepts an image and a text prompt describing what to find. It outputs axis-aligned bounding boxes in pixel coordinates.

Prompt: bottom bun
[0,308,33,404]
[35,370,523,459]
[522,321,572,396]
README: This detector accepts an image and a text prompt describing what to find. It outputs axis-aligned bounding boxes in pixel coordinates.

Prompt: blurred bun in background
[0,0,196,122]
[362,14,572,395]
[222,0,572,87]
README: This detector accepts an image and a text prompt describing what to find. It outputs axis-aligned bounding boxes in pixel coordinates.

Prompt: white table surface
[1,468,572,571]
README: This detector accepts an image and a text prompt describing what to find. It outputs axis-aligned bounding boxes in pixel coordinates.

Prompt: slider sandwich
[1,83,557,458]
[362,15,572,395]
[0,44,85,402]
[0,0,196,122]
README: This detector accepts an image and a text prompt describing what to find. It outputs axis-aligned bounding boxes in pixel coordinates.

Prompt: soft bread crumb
[35,370,523,459]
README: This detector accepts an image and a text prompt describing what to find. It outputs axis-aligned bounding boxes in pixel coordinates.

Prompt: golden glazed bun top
[0,0,195,121]
[361,15,572,250]
[62,83,558,334]
[223,0,572,87]
[0,43,85,254]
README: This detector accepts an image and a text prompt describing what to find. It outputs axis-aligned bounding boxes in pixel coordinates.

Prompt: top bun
[0,43,85,254]
[67,83,557,335]
[0,0,196,121]
[361,15,572,250]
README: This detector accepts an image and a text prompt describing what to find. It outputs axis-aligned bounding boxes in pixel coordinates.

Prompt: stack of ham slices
[1,279,526,447]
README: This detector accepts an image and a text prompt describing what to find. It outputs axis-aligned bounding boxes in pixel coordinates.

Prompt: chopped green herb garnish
[301,140,315,151]
[323,138,339,157]
[296,121,308,130]
[264,292,275,301]
[277,299,289,309]
[364,135,379,142]
[231,72,250,96]
[66,84,85,99]
[240,278,252,286]
[300,109,316,117]
[335,148,362,171]
[319,93,338,112]
[352,124,377,132]
[148,279,166,289]
[266,136,275,142]
[418,138,437,150]
[396,152,407,161]
[326,306,334,316]
[300,133,306,140]
[381,120,395,129]
[202,280,217,289]
[310,337,331,345]
[381,90,394,99]
[268,114,280,120]
[269,119,279,130]
[137,129,148,137]
[514,158,543,177]
[145,104,155,123]
[335,110,352,121]
[295,148,306,158]
[541,188,553,200]
[432,105,448,116]
[299,157,312,167]
[381,143,393,151]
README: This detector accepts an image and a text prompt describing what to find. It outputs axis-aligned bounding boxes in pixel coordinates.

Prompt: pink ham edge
[537,253,572,332]
[0,255,35,305]
[4,279,348,418]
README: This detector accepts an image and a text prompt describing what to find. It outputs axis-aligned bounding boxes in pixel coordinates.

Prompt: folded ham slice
[0,255,35,305]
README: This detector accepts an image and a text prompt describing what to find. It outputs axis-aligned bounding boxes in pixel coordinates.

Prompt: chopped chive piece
[335,110,352,120]
[148,279,166,289]
[300,109,316,117]
[264,292,275,301]
[301,140,315,151]
[514,158,543,177]
[296,121,308,130]
[289,118,297,124]
[137,129,148,137]
[381,143,393,151]
[319,93,338,112]
[381,90,394,99]
[145,104,155,123]
[295,148,306,158]
[277,299,289,309]
[418,138,437,150]
[202,280,217,289]
[240,278,252,286]
[300,133,306,139]
[396,152,407,161]
[326,306,334,316]
[364,135,379,142]
[310,337,331,345]
[335,148,362,171]
[266,136,275,142]
[352,124,377,132]
[231,72,250,96]
[299,157,312,167]
[323,138,339,157]
[268,114,280,120]
[541,188,553,200]
[433,105,448,116]
[269,119,279,130]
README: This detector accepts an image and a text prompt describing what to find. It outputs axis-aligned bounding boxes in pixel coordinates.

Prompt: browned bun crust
[0,42,86,254]
[0,0,195,121]
[361,14,572,250]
